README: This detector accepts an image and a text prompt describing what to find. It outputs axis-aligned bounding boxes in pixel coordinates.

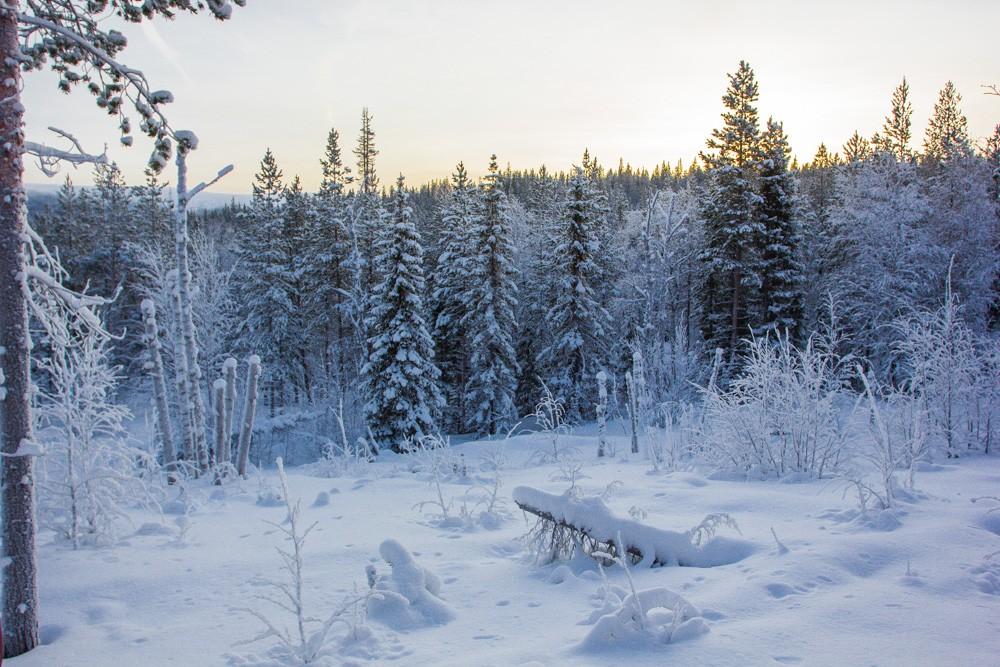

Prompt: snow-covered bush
[527,381,573,462]
[580,543,708,651]
[36,304,158,548]
[695,329,853,478]
[894,275,992,457]
[848,366,929,513]
[367,539,453,629]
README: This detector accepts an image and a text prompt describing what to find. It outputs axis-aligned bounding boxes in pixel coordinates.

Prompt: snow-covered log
[140,299,175,471]
[512,486,752,568]
[237,355,262,478]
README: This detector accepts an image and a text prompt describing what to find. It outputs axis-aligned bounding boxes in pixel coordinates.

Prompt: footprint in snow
[765,582,806,599]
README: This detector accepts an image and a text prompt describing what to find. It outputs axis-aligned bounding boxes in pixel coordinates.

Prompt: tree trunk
[170,271,195,464]
[140,299,176,473]
[174,152,209,471]
[213,378,225,483]
[0,2,41,656]
[223,357,237,463]
[237,355,262,478]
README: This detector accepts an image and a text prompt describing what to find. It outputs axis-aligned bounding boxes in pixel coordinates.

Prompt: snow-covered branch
[23,127,107,176]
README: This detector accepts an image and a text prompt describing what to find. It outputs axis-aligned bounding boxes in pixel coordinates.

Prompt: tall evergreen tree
[536,168,611,421]
[756,118,803,337]
[842,131,872,163]
[350,108,385,322]
[463,156,520,435]
[363,176,442,452]
[873,78,913,161]
[307,127,354,399]
[233,149,289,413]
[923,81,972,163]
[431,162,477,431]
[698,60,763,367]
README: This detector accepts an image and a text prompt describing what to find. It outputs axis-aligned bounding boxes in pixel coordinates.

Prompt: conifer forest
[1,2,998,665]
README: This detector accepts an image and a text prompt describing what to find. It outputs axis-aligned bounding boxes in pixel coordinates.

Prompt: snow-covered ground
[12,425,1000,666]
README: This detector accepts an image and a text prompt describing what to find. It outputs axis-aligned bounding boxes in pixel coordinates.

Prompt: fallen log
[512,486,753,568]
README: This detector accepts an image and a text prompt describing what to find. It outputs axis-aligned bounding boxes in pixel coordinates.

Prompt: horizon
[20,0,999,194]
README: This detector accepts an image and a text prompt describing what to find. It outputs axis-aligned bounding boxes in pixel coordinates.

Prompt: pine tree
[872,78,913,161]
[756,118,803,337]
[536,168,611,421]
[842,131,872,163]
[698,60,763,367]
[1,3,242,656]
[363,176,442,452]
[923,81,972,163]
[463,156,520,435]
[431,163,477,431]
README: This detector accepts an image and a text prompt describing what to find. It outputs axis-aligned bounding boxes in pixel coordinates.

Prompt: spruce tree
[698,60,763,367]
[233,149,287,413]
[923,81,972,163]
[350,108,385,325]
[306,127,354,400]
[463,156,520,435]
[756,118,803,337]
[536,168,610,421]
[363,176,442,452]
[515,165,563,413]
[431,162,477,431]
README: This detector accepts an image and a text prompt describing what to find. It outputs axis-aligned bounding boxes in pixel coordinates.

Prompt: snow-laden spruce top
[512,486,755,568]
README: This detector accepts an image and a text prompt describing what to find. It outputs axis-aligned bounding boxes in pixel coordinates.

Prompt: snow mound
[579,585,709,651]
[368,539,454,629]
[513,486,754,567]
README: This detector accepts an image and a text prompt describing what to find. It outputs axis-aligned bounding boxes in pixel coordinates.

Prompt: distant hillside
[25,182,251,211]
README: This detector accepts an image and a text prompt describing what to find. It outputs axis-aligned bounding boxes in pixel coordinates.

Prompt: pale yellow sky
[22,0,1000,193]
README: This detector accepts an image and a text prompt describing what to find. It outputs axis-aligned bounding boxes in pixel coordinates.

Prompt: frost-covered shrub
[695,330,853,478]
[235,458,373,665]
[894,276,994,457]
[527,381,573,462]
[36,308,158,548]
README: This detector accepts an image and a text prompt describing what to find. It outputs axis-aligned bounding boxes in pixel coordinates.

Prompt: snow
[9,425,1000,666]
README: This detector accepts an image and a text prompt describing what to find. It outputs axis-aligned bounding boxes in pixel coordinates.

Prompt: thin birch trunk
[140,299,175,472]
[237,355,262,478]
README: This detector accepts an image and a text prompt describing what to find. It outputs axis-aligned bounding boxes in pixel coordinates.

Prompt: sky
[21,0,1000,194]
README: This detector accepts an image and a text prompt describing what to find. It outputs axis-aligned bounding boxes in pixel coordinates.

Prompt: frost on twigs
[577,533,710,651]
[232,458,374,666]
[513,486,752,568]
[367,539,454,630]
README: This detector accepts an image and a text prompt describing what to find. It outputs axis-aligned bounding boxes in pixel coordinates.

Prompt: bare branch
[985,84,1000,97]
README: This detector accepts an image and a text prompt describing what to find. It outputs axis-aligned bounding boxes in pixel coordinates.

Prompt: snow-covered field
[12,425,1000,666]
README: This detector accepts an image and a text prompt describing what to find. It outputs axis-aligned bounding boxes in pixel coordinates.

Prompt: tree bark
[174,152,209,471]
[0,2,41,656]
[223,357,236,464]
[237,355,262,478]
[141,299,176,473]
